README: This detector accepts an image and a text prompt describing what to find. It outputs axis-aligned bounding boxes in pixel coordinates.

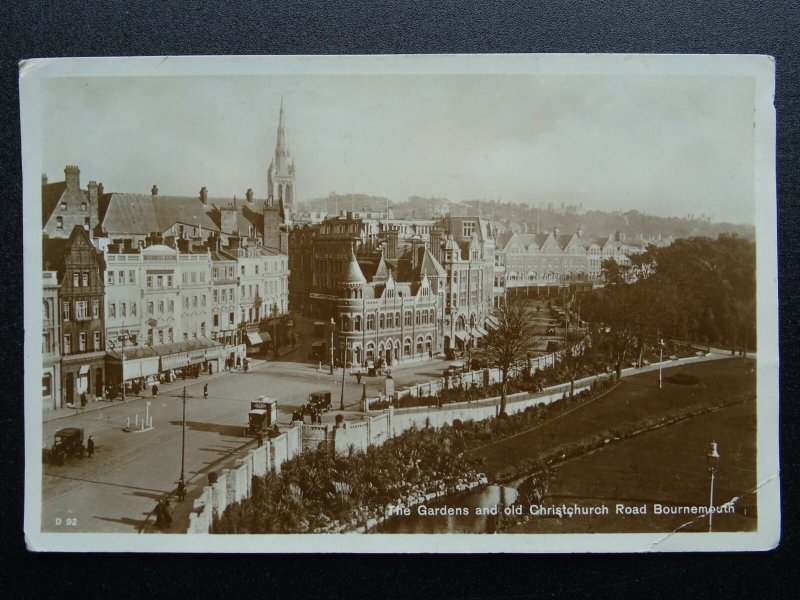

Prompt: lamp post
[339,342,347,411]
[272,303,279,359]
[706,441,720,532]
[330,318,336,375]
[180,386,187,483]
[658,336,664,390]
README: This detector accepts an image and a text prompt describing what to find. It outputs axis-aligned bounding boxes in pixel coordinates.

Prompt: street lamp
[658,336,665,389]
[339,342,347,411]
[706,441,720,532]
[330,318,335,375]
[272,303,279,359]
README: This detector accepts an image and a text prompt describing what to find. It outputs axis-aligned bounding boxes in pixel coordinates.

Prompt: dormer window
[60,201,67,210]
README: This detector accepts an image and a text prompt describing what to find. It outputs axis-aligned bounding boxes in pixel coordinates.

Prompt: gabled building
[42,166,102,239]
[43,226,106,407]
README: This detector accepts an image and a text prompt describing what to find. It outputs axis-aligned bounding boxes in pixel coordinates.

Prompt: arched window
[354,315,362,331]
[367,314,375,330]
[415,311,421,326]
[404,311,412,327]
[416,336,424,355]
[403,338,412,357]
[379,313,385,329]
[342,315,351,331]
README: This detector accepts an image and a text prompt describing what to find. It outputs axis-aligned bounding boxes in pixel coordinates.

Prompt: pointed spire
[276,95,286,152]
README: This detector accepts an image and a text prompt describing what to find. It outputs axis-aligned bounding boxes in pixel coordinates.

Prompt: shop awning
[246,332,263,345]
[485,316,500,330]
[187,349,206,365]
[161,353,189,371]
[454,331,468,343]
[260,331,272,343]
[123,357,159,380]
[204,346,228,360]
[474,326,488,337]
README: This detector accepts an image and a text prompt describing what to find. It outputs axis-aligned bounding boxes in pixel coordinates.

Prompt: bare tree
[474,295,539,417]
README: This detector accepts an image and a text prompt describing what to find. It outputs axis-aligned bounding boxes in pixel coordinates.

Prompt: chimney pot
[200,186,208,205]
[246,188,254,202]
[151,185,158,196]
[42,173,48,186]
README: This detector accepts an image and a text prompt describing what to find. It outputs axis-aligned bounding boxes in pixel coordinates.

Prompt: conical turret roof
[341,247,367,287]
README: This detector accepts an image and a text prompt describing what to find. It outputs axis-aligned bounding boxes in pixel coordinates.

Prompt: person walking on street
[256,430,264,448]
[203,383,208,399]
[87,435,94,458]
[177,479,186,502]
[152,383,159,397]
[161,499,173,529]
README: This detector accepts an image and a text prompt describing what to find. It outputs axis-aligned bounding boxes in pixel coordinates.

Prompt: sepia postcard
[21,54,779,553]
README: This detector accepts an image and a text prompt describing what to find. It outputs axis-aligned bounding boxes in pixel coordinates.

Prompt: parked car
[245,397,278,436]
[49,427,84,465]
[308,390,332,412]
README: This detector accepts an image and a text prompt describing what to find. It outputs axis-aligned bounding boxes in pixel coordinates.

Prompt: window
[129,270,136,284]
[213,290,219,303]
[367,314,375,330]
[168,300,174,313]
[168,328,174,343]
[84,217,90,229]
[228,267,234,278]
[158,301,164,314]
[56,217,63,230]
[75,301,88,320]
[148,329,154,345]
[354,316,362,332]
[201,322,206,336]
[193,296,198,308]
[43,300,50,320]
[405,311,412,327]
[463,221,476,237]
[81,202,87,211]
[255,265,259,275]
[42,374,52,397]
[94,331,100,349]
[241,265,245,275]
[109,303,116,318]
[157,275,163,288]
[131,302,137,316]
[158,330,164,344]
[213,314,219,327]
[79,332,86,352]
[146,275,153,289]
[118,271,124,285]
[60,201,66,210]
[82,271,89,287]
[167,275,172,288]
[73,273,79,287]
[42,332,51,354]
[148,301,154,315]
[182,272,188,284]
[184,297,189,309]
[62,302,70,321]
[63,334,71,354]
[229,311,235,324]
[120,302,126,317]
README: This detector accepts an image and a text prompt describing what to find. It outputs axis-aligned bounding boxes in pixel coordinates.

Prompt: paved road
[40,351,450,534]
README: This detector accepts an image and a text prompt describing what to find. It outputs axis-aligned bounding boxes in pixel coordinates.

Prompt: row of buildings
[40,99,650,414]
[41,102,295,413]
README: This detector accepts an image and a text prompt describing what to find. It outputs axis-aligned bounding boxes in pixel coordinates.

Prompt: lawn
[469,357,756,482]
[507,398,756,533]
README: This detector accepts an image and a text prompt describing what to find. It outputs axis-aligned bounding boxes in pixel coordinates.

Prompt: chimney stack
[97,182,104,197]
[64,165,80,190]
[385,228,400,260]
[246,188,254,203]
[151,185,159,196]
[42,174,48,186]
[200,186,208,205]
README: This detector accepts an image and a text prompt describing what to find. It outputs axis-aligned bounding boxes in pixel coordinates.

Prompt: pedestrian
[80,392,87,408]
[203,383,208,399]
[161,499,173,529]
[429,349,433,361]
[177,479,186,502]
[87,435,94,458]
[256,431,264,448]
[152,383,159,397]
[155,499,164,529]
[356,372,362,384]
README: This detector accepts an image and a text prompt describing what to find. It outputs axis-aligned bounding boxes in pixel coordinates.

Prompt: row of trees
[473,234,755,416]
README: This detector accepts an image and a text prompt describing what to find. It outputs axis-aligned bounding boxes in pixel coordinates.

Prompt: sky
[41,71,757,224]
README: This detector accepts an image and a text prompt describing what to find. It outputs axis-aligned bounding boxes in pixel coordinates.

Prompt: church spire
[276,95,286,152]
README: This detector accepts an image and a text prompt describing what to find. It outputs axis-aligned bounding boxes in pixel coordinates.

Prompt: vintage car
[245,396,278,436]
[308,390,332,412]
[308,341,328,361]
[50,427,84,465]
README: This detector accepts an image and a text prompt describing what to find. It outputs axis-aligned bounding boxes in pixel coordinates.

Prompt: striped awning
[454,331,468,343]
[485,316,500,330]
[474,326,488,337]
[260,331,272,343]
[246,332,263,345]
[161,353,189,371]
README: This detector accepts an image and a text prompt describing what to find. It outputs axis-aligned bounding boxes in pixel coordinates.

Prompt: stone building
[42,166,101,239]
[42,270,61,414]
[43,226,106,407]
